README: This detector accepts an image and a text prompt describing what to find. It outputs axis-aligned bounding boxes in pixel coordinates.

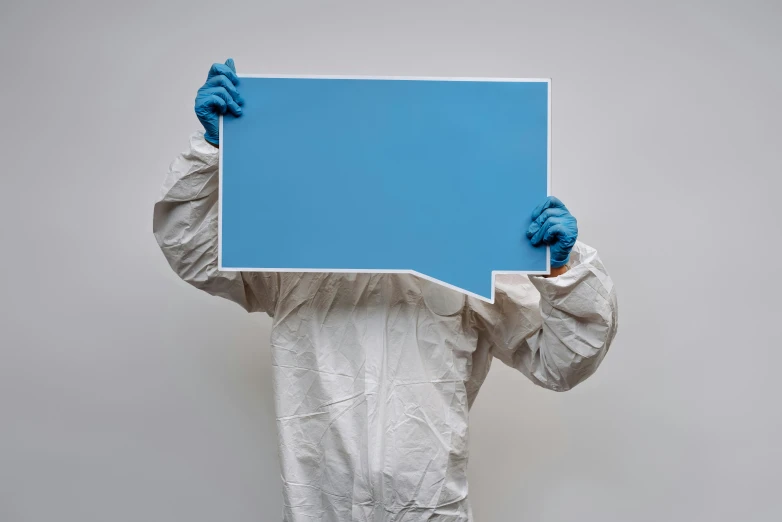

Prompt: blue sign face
[219,76,550,302]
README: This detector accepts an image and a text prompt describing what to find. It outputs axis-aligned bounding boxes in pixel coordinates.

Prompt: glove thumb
[225,58,236,73]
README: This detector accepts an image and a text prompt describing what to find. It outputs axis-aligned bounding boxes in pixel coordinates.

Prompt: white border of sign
[218,75,551,304]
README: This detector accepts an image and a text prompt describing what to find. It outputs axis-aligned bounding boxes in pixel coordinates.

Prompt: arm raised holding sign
[468,197,618,392]
[153,59,280,315]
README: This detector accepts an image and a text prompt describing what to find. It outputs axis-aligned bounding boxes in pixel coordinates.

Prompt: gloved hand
[526,196,578,268]
[194,58,244,146]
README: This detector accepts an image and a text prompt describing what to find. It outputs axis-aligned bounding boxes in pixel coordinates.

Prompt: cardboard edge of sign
[217,75,552,305]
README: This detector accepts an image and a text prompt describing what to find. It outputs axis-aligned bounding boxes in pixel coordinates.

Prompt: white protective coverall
[153,132,619,522]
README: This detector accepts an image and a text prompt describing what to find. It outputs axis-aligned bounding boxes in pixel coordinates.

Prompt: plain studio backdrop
[1,1,780,521]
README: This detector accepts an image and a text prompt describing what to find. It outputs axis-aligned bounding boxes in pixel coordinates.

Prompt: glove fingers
[203,87,242,116]
[203,94,228,114]
[208,62,240,86]
[197,60,240,146]
[206,75,244,105]
[530,216,564,246]
[531,196,567,221]
[526,207,568,238]
[542,222,568,244]
[526,220,540,239]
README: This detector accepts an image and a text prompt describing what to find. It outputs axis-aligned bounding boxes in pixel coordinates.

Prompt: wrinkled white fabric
[153,133,619,522]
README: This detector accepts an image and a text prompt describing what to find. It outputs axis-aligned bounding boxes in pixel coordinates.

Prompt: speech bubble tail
[412,270,496,304]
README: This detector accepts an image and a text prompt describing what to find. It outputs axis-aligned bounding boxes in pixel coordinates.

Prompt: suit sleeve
[468,241,618,391]
[152,132,280,316]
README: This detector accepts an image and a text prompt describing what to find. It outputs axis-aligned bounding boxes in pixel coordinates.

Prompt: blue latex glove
[526,196,578,268]
[194,58,244,146]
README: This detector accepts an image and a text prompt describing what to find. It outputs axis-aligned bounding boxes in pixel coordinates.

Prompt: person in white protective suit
[153,59,619,522]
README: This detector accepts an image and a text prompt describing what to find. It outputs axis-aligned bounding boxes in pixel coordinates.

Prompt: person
[153,59,618,522]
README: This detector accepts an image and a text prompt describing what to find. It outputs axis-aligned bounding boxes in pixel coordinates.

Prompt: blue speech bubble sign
[219,76,550,303]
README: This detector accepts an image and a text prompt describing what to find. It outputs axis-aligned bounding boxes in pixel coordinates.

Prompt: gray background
[1,1,780,520]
